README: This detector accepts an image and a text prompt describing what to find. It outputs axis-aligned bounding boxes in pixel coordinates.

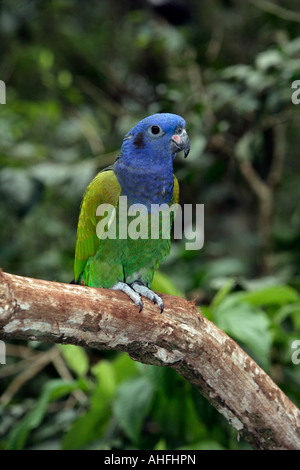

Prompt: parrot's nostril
[171,135,182,144]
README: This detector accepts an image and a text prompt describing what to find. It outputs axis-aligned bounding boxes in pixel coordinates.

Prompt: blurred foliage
[0,0,300,450]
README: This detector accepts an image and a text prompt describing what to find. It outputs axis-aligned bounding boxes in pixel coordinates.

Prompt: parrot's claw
[111,282,143,311]
[111,281,164,313]
[131,282,164,313]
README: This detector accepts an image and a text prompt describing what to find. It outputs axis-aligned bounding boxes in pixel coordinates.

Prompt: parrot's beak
[170,129,190,158]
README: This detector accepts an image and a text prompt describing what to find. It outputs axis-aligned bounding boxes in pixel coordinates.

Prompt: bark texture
[0,269,299,450]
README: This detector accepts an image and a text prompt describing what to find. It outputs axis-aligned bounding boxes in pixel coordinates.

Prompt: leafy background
[0,0,300,450]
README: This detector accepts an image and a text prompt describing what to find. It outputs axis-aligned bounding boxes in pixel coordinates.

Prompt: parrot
[74,113,190,313]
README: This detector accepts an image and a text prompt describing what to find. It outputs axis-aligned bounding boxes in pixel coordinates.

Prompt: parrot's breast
[114,160,174,210]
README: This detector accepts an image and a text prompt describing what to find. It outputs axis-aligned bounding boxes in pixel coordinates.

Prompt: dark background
[0,0,300,450]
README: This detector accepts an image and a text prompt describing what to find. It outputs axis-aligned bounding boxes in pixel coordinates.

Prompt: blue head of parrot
[120,113,189,164]
[114,113,190,207]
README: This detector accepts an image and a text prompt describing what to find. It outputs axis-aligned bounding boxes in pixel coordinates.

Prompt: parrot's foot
[111,282,143,312]
[131,282,164,313]
[111,281,164,313]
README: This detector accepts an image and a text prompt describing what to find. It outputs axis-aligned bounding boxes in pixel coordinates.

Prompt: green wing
[74,168,121,282]
[172,175,179,204]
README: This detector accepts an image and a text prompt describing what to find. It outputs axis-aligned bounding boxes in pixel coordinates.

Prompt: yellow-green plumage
[74,169,121,283]
[74,169,179,288]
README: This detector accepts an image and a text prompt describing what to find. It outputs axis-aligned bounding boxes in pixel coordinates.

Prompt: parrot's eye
[151,125,160,134]
[148,125,164,137]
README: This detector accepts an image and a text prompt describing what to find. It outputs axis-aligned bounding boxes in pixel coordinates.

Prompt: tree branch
[0,269,299,450]
[248,0,300,23]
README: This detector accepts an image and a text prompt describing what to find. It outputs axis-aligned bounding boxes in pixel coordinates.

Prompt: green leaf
[91,360,117,402]
[113,353,138,384]
[6,379,79,450]
[59,344,89,377]
[274,302,300,328]
[213,295,272,369]
[255,49,283,71]
[238,285,299,306]
[113,377,154,442]
[151,271,185,297]
[63,359,121,450]
[178,440,225,450]
[62,409,109,450]
[154,438,167,450]
[210,278,235,310]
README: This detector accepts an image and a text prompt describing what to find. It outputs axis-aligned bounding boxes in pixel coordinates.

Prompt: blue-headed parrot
[74,113,190,312]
